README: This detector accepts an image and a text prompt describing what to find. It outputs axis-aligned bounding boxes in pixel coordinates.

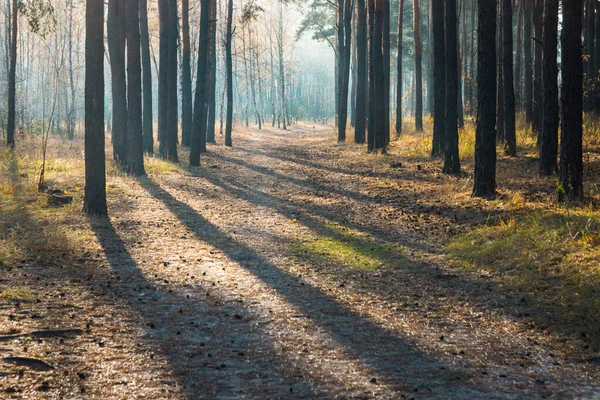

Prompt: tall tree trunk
[524,0,533,123]
[372,0,386,151]
[107,0,127,164]
[473,0,497,198]
[355,0,367,143]
[225,0,233,147]
[383,0,390,144]
[368,0,376,151]
[207,0,218,142]
[559,0,584,202]
[496,0,505,145]
[7,0,17,148]
[413,0,423,131]
[126,0,145,176]
[457,0,465,128]
[68,0,76,141]
[84,0,108,216]
[190,0,211,166]
[443,0,461,174]
[165,0,179,161]
[337,0,352,141]
[514,0,524,109]
[181,0,193,147]
[503,0,516,156]
[278,1,287,131]
[432,0,445,157]
[395,0,405,136]
[539,0,559,175]
[532,0,543,134]
[140,0,153,153]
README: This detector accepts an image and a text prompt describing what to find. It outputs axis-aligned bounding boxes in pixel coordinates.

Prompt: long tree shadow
[89,216,325,399]
[138,176,545,398]
[192,166,600,360]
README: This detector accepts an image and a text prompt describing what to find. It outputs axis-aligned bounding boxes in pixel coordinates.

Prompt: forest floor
[1,122,600,399]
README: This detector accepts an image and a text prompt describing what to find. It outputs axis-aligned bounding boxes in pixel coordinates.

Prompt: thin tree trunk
[413,0,423,131]
[140,0,153,153]
[524,0,533,123]
[207,0,218,142]
[181,0,193,147]
[503,0,516,156]
[7,0,17,148]
[355,0,368,143]
[395,0,405,137]
[225,0,233,147]
[107,0,127,164]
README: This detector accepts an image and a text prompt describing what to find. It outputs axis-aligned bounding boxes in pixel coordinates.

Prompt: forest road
[2,125,600,399]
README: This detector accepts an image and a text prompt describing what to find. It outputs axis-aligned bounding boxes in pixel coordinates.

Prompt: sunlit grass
[144,155,182,175]
[446,209,600,344]
[0,287,37,302]
[291,222,407,271]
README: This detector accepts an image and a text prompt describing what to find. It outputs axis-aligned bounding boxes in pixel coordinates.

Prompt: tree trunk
[503,0,516,156]
[524,0,533,123]
[539,0,559,175]
[372,0,386,151]
[443,0,461,174]
[126,0,145,176]
[496,1,505,145]
[165,0,179,161]
[395,0,405,136]
[84,0,108,216]
[207,0,218,143]
[532,0,543,134]
[107,0,127,164]
[190,0,211,166]
[413,0,423,131]
[68,0,76,141]
[158,0,168,157]
[473,0,497,198]
[383,0,390,144]
[432,0,445,157]
[181,0,193,147]
[559,0,584,202]
[140,0,153,153]
[225,0,233,147]
[355,0,367,143]
[7,0,17,148]
[514,0,524,109]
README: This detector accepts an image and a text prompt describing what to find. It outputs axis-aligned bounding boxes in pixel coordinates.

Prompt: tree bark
[126,0,145,176]
[523,0,533,123]
[443,0,461,174]
[84,0,108,216]
[502,0,516,156]
[413,0,423,131]
[473,0,497,198]
[432,0,445,157]
[355,0,367,143]
[532,0,543,134]
[190,0,212,166]
[395,0,405,136]
[107,0,127,164]
[559,0,584,202]
[140,0,153,153]
[207,0,218,143]
[181,0,193,147]
[225,0,233,147]
[7,0,17,148]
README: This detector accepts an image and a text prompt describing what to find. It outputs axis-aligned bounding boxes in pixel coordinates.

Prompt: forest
[0,0,599,397]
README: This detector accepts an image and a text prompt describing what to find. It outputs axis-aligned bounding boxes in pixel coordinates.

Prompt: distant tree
[443,0,461,174]
[532,0,543,134]
[539,0,559,176]
[84,0,107,216]
[473,0,497,198]
[413,0,423,131]
[559,0,584,202]
[431,0,445,157]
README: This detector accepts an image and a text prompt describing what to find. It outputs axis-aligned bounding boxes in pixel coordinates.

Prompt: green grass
[291,222,407,271]
[0,287,37,302]
[445,209,600,345]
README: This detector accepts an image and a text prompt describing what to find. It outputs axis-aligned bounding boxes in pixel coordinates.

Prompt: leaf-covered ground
[1,125,600,399]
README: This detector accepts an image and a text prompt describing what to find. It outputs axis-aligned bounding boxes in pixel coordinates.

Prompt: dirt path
[2,125,600,399]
